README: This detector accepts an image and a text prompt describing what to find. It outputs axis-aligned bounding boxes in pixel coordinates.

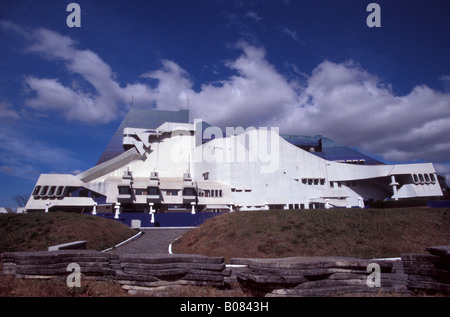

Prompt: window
[47,186,56,197]
[118,186,131,195]
[430,173,436,183]
[166,189,178,196]
[419,174,425,183]
[55,186,65,197]
[147,187,159,195]
[135,188,147,195]
[183,188,196,196]
[202,172,209,180]
[33,186,41,196]
[40,186,49,196]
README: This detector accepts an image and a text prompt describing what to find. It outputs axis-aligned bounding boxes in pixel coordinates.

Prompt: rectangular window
[135,188,148,195]
[166,189,178,196]
[118,186,131,195]
[147,187,159,195]
[183,188,196,196]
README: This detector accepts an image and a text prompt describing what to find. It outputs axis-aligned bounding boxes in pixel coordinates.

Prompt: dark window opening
[183,188,196,196]
[33,186,41,196]
[47,186,56,196]
[147,187,159,195]
[118,186,131,195]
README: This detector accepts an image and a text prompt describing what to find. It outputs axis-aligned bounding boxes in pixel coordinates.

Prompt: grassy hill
[172,207,450,261]
[0,212,138,253]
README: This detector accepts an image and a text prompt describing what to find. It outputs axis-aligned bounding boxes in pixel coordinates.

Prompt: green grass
[0,212,138,253]
[172,207,450,261]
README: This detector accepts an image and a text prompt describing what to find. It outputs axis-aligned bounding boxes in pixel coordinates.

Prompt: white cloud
[280,26,304,44]
[0,101,20,120]
[146,44,450,182]
[4,24,142,124]
[140,60,193,111]
[244,11,262,23]
[4,22,450,181]
[190,43,298,128]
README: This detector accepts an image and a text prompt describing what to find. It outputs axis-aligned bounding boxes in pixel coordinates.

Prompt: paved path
[109,228,191,254]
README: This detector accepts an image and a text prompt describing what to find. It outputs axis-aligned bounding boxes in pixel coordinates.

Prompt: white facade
[25,119,443,213]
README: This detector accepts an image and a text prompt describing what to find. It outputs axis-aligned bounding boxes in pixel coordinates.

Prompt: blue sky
[0,0,449,208]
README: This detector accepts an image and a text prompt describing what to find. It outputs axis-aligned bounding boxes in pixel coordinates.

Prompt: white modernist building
[25,109,443,214]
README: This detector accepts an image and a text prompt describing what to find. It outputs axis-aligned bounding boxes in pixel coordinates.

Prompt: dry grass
[172,207,450,262]
[0,212,138,253]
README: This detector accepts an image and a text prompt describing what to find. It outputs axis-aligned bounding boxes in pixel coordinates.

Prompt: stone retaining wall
[1,250,113,280]
[2,246,450,296]
[115,254,230,295]
[401,246,450,294]
[231,257,411,297]
[1,250,229,295]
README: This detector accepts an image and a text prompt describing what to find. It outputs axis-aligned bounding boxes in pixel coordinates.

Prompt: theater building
[24,108,443,214]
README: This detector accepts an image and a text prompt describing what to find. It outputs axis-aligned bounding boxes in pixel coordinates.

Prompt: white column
[358,197,364,208]
[45,202,50,213]
[92,202,97,215]
[149,203,155,223]
[114,203,121,219]
[389,175,399,200]
[191,202,196,214]
[229,202,234,212]
[325,199,330,209]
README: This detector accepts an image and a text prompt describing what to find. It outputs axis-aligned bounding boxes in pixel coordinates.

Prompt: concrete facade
[25,109,443,214]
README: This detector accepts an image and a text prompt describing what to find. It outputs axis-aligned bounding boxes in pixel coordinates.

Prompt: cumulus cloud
[4,22,450,181]
[4,24,143,124]
[146,43,450,180]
